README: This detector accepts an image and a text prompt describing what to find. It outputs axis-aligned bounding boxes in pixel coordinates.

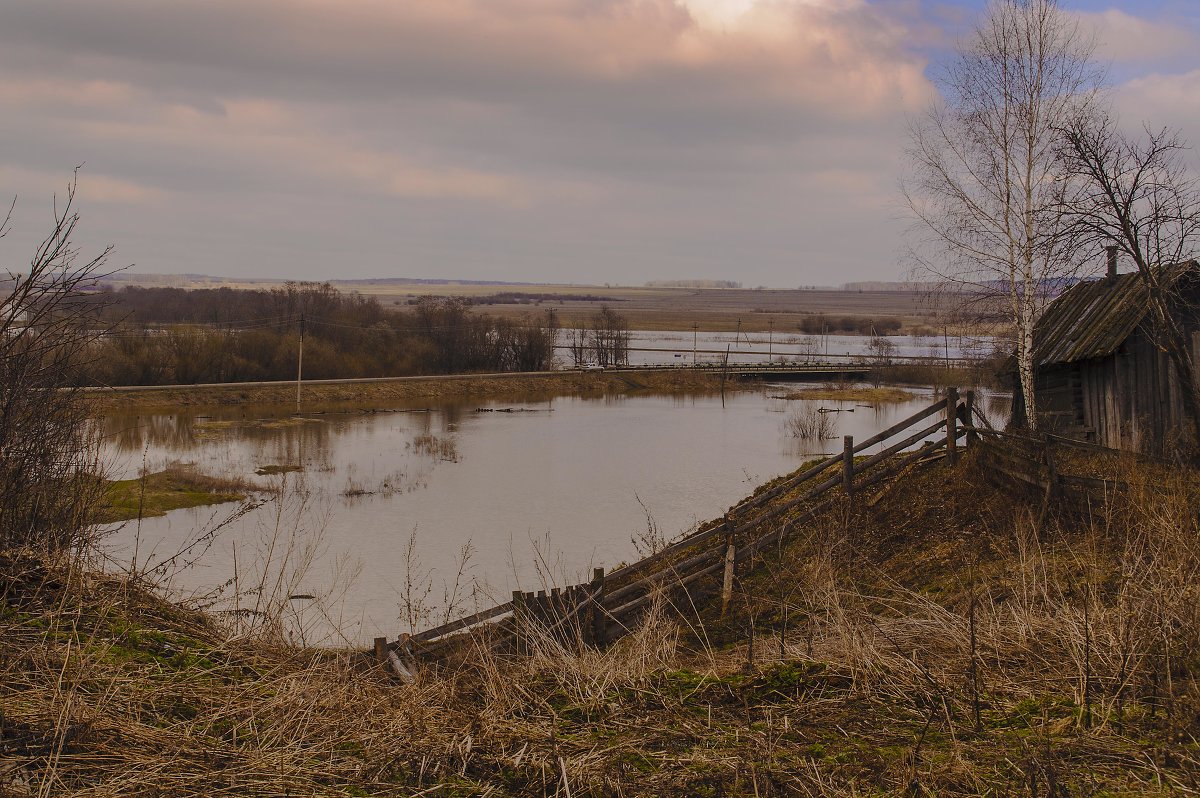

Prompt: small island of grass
[98,467,251,523]
[772,385,918,403]
[254,463,304,476]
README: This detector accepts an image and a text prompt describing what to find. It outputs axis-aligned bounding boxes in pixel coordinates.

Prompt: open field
[101,274,942,333]
[456,287,937,333]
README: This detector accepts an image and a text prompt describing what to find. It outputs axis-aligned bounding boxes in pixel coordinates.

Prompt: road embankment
[84,368,726,413]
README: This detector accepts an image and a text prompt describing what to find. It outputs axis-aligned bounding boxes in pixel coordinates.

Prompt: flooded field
[99,385,1009,644]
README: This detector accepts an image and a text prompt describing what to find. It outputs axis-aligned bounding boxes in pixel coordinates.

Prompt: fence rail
[965,406,1145,511]
[374,389,976,668]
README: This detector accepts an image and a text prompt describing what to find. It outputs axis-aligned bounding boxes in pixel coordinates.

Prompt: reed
[784,405,838,440]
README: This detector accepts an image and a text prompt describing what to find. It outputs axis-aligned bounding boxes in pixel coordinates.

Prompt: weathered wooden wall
[1027,265,1200,455]
[1036,320,1195,455]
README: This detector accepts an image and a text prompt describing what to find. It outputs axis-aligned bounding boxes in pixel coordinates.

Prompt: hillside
[2,447,1198,796]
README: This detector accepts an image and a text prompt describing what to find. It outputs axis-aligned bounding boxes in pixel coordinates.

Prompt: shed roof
[1033,261,1199,367]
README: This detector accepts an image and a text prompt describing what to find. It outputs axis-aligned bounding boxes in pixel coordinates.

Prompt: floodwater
[572,330,995,366]
[99,385,1010,644]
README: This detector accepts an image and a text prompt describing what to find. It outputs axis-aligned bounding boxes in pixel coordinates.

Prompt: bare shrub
[396,526,483,637]
[631,493,667,557]
[784,406,838,440]
[0,176,116,550]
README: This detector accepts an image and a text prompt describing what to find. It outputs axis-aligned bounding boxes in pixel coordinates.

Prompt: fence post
[535,589,546,631]
[964,390,977,447]
[721,514,736,618]
[842,435,854,495]
[590,567,605,647]
[946,387,959,466]
[1036,434,1059,529]
[373,636,387,665]
[511,590,525,655]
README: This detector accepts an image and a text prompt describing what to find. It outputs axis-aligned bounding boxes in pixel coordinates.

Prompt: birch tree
[904,0,1101,428]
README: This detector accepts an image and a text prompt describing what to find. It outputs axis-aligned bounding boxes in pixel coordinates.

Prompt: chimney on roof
[1106,245,1119,283]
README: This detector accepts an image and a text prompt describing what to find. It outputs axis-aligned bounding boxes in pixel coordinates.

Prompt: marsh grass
[784,405,839,440]
[408,433,459,462]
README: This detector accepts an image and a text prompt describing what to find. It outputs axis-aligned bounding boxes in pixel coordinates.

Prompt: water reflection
[99,385,1011,643]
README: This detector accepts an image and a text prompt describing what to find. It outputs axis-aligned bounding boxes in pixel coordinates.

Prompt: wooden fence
[375,389,975,668]
[967,414,1138,508]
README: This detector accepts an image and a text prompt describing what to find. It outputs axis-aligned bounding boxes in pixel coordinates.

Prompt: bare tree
[904,0,1102,429]
[866,334,897,386]
[1059,114,1200,447]
[567,324,590,368]
[0,175,117,549]
[590,305,630,367]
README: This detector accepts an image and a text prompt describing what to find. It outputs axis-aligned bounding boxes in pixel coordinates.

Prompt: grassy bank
[84,369,726,413]
[5,445,1200,794]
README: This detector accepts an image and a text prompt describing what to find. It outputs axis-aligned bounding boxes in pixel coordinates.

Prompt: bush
[1,179,112,549]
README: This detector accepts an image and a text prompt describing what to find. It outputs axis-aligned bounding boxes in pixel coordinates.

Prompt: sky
[1,0,1197,287]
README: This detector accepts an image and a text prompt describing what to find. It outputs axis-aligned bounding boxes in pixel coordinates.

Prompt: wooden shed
[1022,258,1200,454]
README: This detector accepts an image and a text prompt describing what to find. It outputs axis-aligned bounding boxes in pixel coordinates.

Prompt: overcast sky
[1,0,1197,287]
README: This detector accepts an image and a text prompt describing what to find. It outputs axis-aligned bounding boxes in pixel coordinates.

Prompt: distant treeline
[82,284,559,386]
[408,292,624,306]
[645,280,742,289]
[795,314,903,336]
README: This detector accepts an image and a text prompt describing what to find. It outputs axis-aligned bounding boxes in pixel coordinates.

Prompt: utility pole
[944,323,952,374]
[296,312,305,411]
[693,323,698,365]
[720,344,731,408]
[768,318,773,362]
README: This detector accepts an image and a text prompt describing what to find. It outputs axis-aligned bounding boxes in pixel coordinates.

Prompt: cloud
[1112,69,1200,144]
[6,1,1184,285]
[1076,9,1200,67]
[0,164,164,205]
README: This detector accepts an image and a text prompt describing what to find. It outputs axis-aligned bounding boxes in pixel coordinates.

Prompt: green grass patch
[98,467,250,523]
[254,463,304,476]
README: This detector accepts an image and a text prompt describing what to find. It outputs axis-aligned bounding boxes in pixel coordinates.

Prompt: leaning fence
[965,415,1141,512]
[374,389,976,667]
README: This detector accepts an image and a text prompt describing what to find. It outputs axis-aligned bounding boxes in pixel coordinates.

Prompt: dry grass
[7,447,1200,795]
[409,433,459,462]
